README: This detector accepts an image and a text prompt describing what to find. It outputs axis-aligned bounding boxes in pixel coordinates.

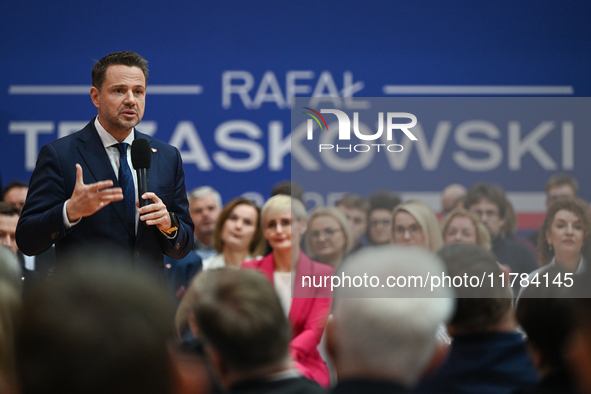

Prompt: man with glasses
[336,194,368,253]
[465,183,537,288]
[366,191,401,246]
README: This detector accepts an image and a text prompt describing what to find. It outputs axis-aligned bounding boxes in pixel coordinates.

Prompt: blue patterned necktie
[116,143,136,227]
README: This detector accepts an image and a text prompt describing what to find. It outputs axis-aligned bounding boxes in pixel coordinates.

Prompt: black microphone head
[131,138,152,169]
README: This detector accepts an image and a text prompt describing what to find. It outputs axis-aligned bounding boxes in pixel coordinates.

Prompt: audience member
[14,259,177,394]
[530,197,590,277]
[243,195,333,387]
[270,180,305,204]
[441,208,491,251]
[2,181,28,214]
[189,186,223,259]
[416,244,538,394]
[305,206,353,269]
[366,191,401,246]
[335,194,369,253]
[186,268,327,394]
[327,245,454,393]
[0,201,55,280]
[529,174,579,248]
[392,200,443,252]
[515,266,578,394]
[0,185,55,277]
[0,203,19,255]
[441,183,467,219]
[0,245,21,394]
[164,186,221,300]
[465,183,537,280]
[203,197,266,270]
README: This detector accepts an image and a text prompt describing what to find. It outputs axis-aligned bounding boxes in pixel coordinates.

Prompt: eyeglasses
[264,218,292,231]
[393,224,422,238]
[370,219,391,228]
[310,228,342,241]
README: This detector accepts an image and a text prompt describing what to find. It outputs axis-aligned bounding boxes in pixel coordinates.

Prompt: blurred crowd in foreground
[1,172,591,394]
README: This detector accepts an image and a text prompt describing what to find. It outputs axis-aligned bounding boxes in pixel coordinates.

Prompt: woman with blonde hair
[202,197,266,270]
[243,195,333,387]
[441,208,491,251]
[392,200,443,252]
[305,206,354,269]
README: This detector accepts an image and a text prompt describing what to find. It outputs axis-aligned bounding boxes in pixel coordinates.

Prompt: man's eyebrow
[110,83,146,88]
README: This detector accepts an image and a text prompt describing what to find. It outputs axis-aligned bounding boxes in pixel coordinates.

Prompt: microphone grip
[137,168,150,207]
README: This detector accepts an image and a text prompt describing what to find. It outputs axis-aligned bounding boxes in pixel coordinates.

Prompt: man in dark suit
[16,51,193,271]
[186,268,327,394]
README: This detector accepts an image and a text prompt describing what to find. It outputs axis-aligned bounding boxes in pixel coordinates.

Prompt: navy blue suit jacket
[16,119,193,270]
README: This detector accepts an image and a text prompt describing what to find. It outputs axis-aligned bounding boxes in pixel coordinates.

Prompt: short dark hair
[2,180,27,197]
[15,260,174,394]
[336,193,369,213]
[464,183,507,218]
[538,197,591,266]
[545,173,578,195]
[270,180,304,204]
[92,51,149,91]
[190,269,291,372]
[367,191,401,213]
[0,202,20,217]
[438,244,511,334]
[517,266,576,371]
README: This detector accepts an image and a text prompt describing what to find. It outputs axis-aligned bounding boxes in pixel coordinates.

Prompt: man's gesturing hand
[66,164,124,222]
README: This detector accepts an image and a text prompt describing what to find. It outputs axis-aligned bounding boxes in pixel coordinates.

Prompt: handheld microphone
[131,138,152,208]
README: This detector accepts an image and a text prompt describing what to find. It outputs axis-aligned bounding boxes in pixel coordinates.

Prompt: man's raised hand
[66,164,124,222]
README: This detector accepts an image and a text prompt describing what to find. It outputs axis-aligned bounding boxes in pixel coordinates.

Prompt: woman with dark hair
[202,197,266,270]
[536,197,591,273]
[518,197,591,300]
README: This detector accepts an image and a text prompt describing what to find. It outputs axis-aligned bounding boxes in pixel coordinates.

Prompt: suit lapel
[76,122,134,238]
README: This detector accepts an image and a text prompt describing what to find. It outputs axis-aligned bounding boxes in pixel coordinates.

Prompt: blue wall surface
[2,1,590,206]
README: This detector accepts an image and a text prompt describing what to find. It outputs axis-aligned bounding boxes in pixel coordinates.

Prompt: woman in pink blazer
[243,195,333,387]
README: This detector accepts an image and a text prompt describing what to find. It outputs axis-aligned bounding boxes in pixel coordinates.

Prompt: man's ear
[188,312,199,338]
[499,263,511,286]
[205,345,229,387]
[90,86,100,109]
[421,339,450,378]
[325,316,337,364]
